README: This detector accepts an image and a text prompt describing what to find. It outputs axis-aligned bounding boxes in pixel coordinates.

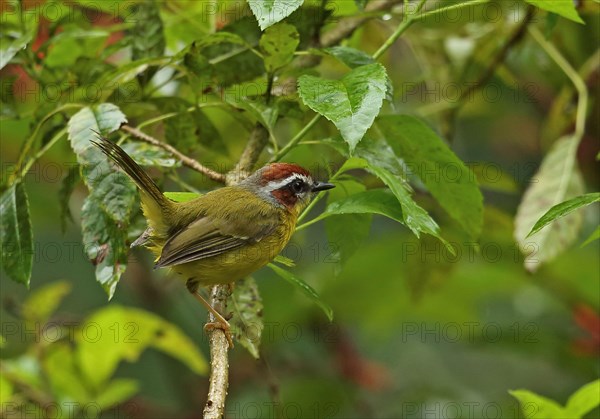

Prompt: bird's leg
[186,281,234,349]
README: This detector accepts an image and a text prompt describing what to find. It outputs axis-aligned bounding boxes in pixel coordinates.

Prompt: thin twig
[120,125,226,184]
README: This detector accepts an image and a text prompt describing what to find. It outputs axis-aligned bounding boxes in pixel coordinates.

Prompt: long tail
[91,133,173,223]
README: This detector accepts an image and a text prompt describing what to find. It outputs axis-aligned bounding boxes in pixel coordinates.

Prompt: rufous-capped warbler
[92,135,334,344]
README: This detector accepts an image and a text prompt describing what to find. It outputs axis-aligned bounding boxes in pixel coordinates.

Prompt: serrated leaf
[122,142,181,168]
[566,380,600,418]
[248,0,304,30]
[81,197,128,299]
[324,178,371,268]
[322,46,375,69]
[260,22,300,72]
[128,1,166,86]
[67,104,136,223]
[163,192,201,203]
[378,115,484,241]
[509,389,568,418]
[524,0,584,24]
[229,277,263,358]
[76,305,207,389]
[298,63,388,152]
[0,182,33,286]
[183,22,263,88]
[514,136,585,272]
[268,264,333,321]
[67,104,128,158]
[527,193,599,238]
[314,189,404,223]
[21,281,71,324]
[338,156,451,252]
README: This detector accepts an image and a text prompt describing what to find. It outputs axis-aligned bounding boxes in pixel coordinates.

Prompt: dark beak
[312,181,335,192]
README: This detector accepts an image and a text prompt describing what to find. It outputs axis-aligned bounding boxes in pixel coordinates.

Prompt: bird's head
[241,163,335,213]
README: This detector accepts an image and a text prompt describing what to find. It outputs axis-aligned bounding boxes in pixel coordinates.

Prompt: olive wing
[154,211,278,268]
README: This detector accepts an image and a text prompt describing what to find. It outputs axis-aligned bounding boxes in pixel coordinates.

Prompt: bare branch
[203,285,232,419]
[120,125,226,184]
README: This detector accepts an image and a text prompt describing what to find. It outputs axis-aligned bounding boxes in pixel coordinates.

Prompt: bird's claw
[204,320,234,349]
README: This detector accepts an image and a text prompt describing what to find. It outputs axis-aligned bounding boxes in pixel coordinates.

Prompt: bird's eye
[290,179,304,194]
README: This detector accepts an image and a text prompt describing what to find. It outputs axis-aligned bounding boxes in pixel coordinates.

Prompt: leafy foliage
[0,182,33,286]
[514,136,585,272]
[527,193,599,238]
[229,277,264,358]
[1,0,598,415]
[378,115,483,240]
[298,64,388,152]
[511,380,600,419]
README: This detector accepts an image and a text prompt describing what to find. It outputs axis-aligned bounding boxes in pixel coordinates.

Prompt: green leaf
[163,192,201,203]
[260,22,300,72]
[566,380,600,418]
[183,22,263,88]
[514,136,585,272]
[581,226,600,248]
[44,28,109,68]
[21,281,72,324]
[0,27,34,70]
[229,277,263,359]
[324,178,371,267]
[67,104,128,159]
[298,63,388,152]
[322,46,376,69]
[122,142,181,168]
[509,389,568,418]
[43,343,91,403]
[95,379,139,410]
[527,193,599,238]
[315,189,404,224]
[68,104,136,223]
[76,305,207,389]
[268,264,333,321]
[0,182,33,286]
[378,115,484,240]
[128,1,166,85]
[154,98,197,153]
[81,197,128,299]
[524,0,584,24]
[248,0,304,30]
[344,157,451,251]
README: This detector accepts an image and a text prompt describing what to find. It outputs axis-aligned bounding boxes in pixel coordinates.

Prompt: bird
[91,134,335,345]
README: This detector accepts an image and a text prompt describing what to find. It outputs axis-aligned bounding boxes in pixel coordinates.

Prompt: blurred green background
[1,0,599,418]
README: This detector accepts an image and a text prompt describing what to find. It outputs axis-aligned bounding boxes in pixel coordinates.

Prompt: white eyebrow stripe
[265,173,312,191]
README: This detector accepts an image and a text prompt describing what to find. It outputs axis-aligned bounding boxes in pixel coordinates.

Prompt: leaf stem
[11,104,83,184]
[413,0,490,21]
[528,26,588,141]
[19,128,68,179]
[372,0,427,60]
[271,114,322,161]
[120,125,226,183]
